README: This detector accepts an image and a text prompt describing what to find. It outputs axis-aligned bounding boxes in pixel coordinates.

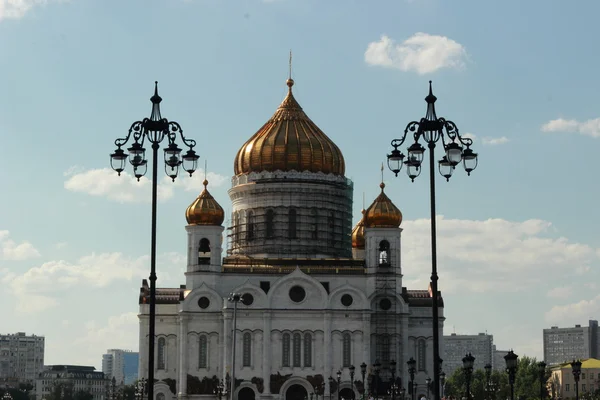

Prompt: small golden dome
[351,209,366,249]
[364,183,402,228]
[185,180,225,226]
[234,78,345,176]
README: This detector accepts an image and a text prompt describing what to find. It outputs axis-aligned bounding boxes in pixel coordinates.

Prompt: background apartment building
[0,332,45,384]
[443,333,494,376]
[543,320,599,365]
[101,349,138,385]
[492,345,510,371]
[36,365,107,400]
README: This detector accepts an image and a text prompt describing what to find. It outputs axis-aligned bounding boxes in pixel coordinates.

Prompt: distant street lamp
[484,363,492,400]
[3,392,13,400]
[571,360,582,400]
[373,362,381,397]
[110,82,199,400]
[387,81,478,400]
[214,381,225,400]
[504,350,519,400]
[425,377,431,400]
[538,361,547,400]
[337,370,342,400]
[407,358,416,400]
[228,293,243,400]
[329,376,334,400]
[462,353,475,400]
[350,365,356,396]
[439,372,446,399]
[360,362,367,399]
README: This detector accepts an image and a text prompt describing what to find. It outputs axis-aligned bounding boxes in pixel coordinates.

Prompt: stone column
[222,310,232,383]
[324,312,332,397]
[262,311,272,394]
[402,315,410,387]
[178,314,189,398]
[362,312,370,364]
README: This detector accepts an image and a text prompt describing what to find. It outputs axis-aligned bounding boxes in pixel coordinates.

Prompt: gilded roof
[364,183,402,228]
[351,209,366,249]
[185,180,225,226]
[234,78,345,176]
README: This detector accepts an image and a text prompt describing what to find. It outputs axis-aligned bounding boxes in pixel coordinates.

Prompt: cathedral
[137,76,444,400]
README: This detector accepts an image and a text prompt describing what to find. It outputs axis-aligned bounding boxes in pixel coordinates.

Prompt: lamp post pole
[350,365,356,399]
[337,370,342,400]
[228,293,242,400]
[110,82,199,400]
[387,82,478,400]
[425,378,431,400]
[462,353,475,400]
[484,364,492,400]
[407,358,416,400]
[571,360,582,400]
[537,361,546,400]
[360,362,367,400]
[439,372,445,399]
[504,350,519,400]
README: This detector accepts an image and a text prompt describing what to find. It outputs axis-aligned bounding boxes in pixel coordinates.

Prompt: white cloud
[5,251,183,313]
[72,313,139,365]
[545,294,600,325]
[401,217,599,294]
[0,230,40,260]
[547,286,572,299]
[481,136,509,145]
[462,133,476,141]
[0,0,66,20]
[365,33,467,74]
[541,117,600,138]
[64,167,227,203]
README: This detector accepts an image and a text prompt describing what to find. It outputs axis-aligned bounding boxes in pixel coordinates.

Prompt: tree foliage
[444,356,550,400]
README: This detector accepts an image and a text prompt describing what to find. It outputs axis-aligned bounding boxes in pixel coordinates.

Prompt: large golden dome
[351,209,366,249]
[234,78,345,176]
[185,180,225,226]
[364,183,402,228]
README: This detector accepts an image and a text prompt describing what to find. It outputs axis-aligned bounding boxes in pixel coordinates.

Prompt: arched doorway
[339,388,355,400]
[237,387,255,400]
[285,384,308,400]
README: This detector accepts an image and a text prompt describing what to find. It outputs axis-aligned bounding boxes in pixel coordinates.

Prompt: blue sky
[1,0,599,368]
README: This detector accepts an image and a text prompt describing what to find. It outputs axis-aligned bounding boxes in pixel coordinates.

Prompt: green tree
[122,384,136,400]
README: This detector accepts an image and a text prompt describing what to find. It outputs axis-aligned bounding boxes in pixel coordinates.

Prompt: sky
[1,0,600,370]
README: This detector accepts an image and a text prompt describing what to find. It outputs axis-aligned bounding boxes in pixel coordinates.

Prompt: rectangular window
[582,384,586,392]
[582,373,586,379]
[566,384,570,392]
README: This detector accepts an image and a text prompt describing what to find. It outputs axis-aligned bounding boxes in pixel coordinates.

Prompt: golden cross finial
[362,192,365,210]
[289,50,292,80]
[381,163,384,183]
[204,160,207,181]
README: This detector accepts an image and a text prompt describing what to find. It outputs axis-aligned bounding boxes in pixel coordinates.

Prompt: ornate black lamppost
[329,377,334,400]
[389,382,399,400]
[350,364,356,396]
[439,372,445,399]
[484,363,492,400]
[407,358,416,400]
[110,82,199,400]
[504,350,518,400]
[337,370,342,400]
[387,82,478,400]
[571,359,582,400]
[537,361,546,400]
[360,362,367,399]
[214,382,225,400]
[228,293,242,399]
[462,353,475,400]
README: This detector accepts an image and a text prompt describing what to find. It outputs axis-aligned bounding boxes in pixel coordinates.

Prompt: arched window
[282,333,291,367]
[157,337,166,370]
[292,333,301,367]
[342,333,351,367]
[417,339,426,371]
[311,208,318,239]
[247,211,255,241]
[199,335,207,368]
[198,238,211,265]
[379,240,390,265]
[266,209,275,238]
[288,209,297,239]
[242,332,251,367]
[303,333,312,367]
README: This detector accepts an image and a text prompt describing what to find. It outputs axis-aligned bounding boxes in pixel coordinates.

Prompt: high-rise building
[443,333,494,376]
[543,320,599,366]
[136,76,446,400]
[101,350,138,385]
[492,345,509,371]
[0,332,45,383]
[36,365,107,400]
